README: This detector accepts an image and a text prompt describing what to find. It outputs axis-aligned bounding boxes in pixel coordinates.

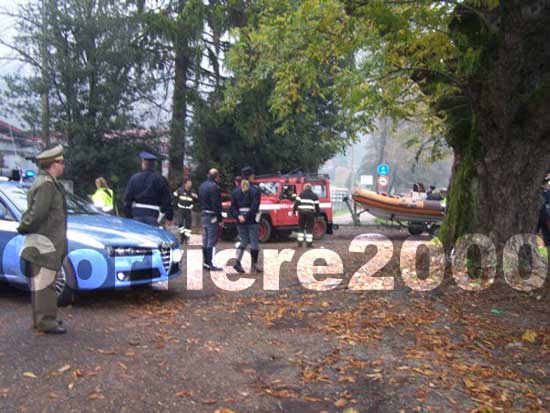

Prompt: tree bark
[169,39,190,186]
[441,1,550,251]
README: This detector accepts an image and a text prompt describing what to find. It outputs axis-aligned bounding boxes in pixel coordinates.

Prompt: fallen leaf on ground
[23,372,38,379]
[522,330,537,343]
[88,391,104,400]
[214,409,236,413]
[335,399,348,407]
[175,390,193,398]
[464,377,475,390]
[58,364,71,373]
[97,349,116,355]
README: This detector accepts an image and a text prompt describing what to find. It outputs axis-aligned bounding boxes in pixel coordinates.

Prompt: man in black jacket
[230,166,262,273]
[293,183,320,247]
[537,172,550,247]
[123,151,174,227]
[198,169,223,271]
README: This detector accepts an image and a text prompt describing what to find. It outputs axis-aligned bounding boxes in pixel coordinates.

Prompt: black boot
[251,250,263,273]
[202,248,210,270]
[233,248,246,273]
[208,248,223,271]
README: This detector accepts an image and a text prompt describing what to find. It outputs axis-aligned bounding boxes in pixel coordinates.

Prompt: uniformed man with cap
[18,144,68,334]
[122,151,174,227]
[198,168,223,271]
[230,166,263,273]
[292,183,320,247]
[173,176,197,243]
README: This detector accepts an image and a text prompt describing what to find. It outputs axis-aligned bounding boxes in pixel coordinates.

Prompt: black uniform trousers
[299,212,315,233]
[178,209,193,230]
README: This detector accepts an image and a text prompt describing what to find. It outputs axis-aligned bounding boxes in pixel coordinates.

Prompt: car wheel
[313,217,327,240]
[408,223,426,236]
[56,263,76,307]
[258,217,272,243]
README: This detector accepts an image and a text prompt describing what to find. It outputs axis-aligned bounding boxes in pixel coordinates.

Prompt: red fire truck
[221,173,336,242]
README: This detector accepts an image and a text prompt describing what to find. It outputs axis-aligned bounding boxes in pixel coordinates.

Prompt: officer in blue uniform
[122,151,174,227]
[198,168,223,271]
[230,166,263,273]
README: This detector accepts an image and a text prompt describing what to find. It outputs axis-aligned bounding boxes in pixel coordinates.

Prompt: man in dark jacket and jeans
[198,169,223,271]
[18,145,68,334]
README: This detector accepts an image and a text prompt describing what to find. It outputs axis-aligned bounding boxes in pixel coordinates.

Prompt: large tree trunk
[169,40,190,186]
[441,1,550,250]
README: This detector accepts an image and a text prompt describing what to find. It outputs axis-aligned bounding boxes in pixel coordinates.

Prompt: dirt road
[1,226,549,412]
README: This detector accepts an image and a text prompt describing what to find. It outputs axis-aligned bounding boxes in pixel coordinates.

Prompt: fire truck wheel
[221,227,238,241]
[258,217,272,243]
[313,217,327,240]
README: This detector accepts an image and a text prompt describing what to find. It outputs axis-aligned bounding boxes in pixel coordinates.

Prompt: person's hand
[238,215,246,224]
[288,211,295,216]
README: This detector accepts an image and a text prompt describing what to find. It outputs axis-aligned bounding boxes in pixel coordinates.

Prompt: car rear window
[311,184,327,198]
[258,182,279,196]
[1,184,101,215]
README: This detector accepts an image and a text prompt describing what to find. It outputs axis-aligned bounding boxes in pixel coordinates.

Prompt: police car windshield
[1,185,100,215]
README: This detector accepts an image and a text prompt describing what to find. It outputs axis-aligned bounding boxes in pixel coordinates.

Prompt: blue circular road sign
[377,163,390,177]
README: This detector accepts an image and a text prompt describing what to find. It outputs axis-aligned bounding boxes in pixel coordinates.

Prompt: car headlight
[106,246,153,257]
[172,248,183,263]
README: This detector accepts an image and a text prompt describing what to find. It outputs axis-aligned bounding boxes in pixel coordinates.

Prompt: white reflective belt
[298,205,315,210]
[300,199,315,205]
[133,202,161,212]
[179,196,193,202]
[178,204,193,209]
[239,208,250,212]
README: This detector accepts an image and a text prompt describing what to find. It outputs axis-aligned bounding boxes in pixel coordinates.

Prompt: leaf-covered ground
[1,226,549,412]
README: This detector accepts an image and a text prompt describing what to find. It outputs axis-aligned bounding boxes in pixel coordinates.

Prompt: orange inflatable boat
[351,188,445,223]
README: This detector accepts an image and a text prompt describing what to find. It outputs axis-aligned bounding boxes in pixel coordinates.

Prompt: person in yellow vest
[92,177,114,213]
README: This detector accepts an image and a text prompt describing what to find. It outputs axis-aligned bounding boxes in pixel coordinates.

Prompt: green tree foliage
[191,79,346,189]
[225,0,550,248]
[0,0,162,196]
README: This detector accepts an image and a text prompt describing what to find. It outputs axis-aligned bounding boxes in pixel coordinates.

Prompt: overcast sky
[0,0,26,74]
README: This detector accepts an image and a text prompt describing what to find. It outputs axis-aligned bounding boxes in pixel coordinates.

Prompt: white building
[0,120,41,177]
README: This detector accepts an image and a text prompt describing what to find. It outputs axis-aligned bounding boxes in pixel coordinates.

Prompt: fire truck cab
[221,173,336,242]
